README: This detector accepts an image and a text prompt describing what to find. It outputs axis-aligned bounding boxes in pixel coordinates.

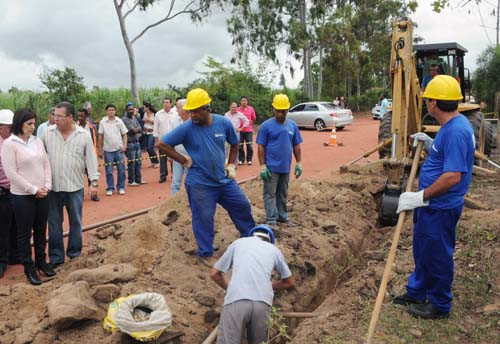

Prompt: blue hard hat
[248,225,275,244]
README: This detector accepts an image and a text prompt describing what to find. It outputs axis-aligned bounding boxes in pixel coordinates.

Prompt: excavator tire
[466,111,493,157]
[377,111,392,159]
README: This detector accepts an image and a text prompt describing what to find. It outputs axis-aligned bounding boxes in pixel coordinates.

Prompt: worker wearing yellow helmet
[394,75,475,319]
[256,94,303,226]
[157,88,255,267]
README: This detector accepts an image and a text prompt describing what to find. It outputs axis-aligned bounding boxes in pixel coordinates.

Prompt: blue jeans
[171,161,187,195]
[186,181,255,257]
[263,172,290,225]
[406,206,462,313]
[47,189,84,264]
[126,142,142,184]
[104,150,126,191]
[145,134,158,164]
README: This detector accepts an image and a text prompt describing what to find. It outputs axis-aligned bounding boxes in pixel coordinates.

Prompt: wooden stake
[201,325,218,344]
[365,142,423,344]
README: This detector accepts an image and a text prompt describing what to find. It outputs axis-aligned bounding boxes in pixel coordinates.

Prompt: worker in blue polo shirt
[257,94,303,226]
[157,88,256,267]
[393,75,475,319]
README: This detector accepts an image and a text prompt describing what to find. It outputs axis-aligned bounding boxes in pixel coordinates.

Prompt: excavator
[341,19,496,226]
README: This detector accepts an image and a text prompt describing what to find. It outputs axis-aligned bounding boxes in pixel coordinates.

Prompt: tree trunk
[113,0,140,103]
[318,46,323,99]
[299,0,313,99]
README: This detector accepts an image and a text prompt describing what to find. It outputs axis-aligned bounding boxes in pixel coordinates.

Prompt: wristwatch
[91,180,98,187]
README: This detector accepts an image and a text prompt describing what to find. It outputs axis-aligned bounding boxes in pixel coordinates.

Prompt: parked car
[287,102,353,131]
[371,99,392,120]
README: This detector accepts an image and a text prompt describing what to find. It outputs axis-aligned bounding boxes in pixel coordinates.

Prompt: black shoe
[393,293,425,306]
[159,178,166,183]
[25,269,42,285]
[0,264,5,278]
[91,194,100,202]
[408,303,450,319]
[49,262,64,270]
[36,261,56,277]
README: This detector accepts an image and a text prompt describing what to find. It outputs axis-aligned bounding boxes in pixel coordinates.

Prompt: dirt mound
[0,174,388,343]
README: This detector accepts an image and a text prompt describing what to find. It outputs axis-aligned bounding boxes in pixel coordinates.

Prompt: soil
[0,113,498,344]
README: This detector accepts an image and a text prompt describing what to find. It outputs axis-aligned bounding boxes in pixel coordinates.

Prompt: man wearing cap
[257,94,303,227]
[157,88,256,266]
[210,225,295,344]
[393,75,475,319]
[0,109,18,277]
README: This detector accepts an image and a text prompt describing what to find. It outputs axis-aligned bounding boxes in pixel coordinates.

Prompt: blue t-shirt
[256,118,303,174]
[421,75,433,89]
[419,114,475,209]
[161,114,238,187]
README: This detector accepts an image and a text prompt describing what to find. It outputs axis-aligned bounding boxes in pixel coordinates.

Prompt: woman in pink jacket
[1,109,56,285]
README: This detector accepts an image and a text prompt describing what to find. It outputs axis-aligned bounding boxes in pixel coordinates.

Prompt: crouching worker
[209,225,295,344]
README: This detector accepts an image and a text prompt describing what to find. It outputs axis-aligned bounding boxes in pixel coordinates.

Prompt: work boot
[393,293,425,306]
[197,256,217,268]
[407,303,449,319]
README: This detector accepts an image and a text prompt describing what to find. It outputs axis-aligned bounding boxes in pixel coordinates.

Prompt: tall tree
[112,0,214,102]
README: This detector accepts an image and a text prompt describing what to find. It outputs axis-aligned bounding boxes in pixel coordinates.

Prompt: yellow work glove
[225,163,236,179]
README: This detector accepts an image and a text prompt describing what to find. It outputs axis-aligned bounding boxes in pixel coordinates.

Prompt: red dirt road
[1,113,379,283]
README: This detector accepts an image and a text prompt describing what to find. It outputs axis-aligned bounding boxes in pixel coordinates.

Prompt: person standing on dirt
[394,75,475,319]
[0,109,17,279]
[123,102,145,187]
[257,94,302,227]
[98,104,128,196]
[1,109,55,285]
[77,108,100,202]
[379,94,389,120]
[142,102,159,168]
[237,96,256,165]
[43,102,99,268]
[210,225,295,344]
[157,88,256,267]
[170,99,190,195]
[154,97,178,183]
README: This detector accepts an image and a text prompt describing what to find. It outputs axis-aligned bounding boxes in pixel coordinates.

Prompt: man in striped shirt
[43,102,99,267]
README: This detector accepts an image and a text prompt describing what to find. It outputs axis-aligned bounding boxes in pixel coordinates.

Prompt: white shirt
[98,116,128,152]
[224,111,250,131]
[43,125,99,192]
[153,108,180,138]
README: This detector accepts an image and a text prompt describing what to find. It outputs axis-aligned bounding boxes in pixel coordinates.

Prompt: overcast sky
[0,0,496,92]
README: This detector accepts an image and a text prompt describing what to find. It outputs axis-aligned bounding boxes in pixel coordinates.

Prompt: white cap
[252,231,271,242]
[0,109,14,125]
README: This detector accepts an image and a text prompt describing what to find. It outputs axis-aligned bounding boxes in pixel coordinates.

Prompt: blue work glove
[410,132,434,151]
[396,190,429,213]
[260,165,271,181]
[294,162,302,178]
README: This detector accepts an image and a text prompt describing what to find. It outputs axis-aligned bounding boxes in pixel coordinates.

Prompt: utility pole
[497,0,499,46]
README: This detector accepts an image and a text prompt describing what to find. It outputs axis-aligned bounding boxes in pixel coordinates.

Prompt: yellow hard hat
[422,75,463,101]
[183,88,212,110]
[272,94,290,110]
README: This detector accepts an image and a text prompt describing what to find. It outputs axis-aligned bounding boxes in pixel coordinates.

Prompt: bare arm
[293,144,301,163]
[157,141,188,165]
[423,171,461,201]
[98,133,104,157]
[209,268,228,290]
[272,276,295,291]
[227,144,238,165]
[121,134,127,153]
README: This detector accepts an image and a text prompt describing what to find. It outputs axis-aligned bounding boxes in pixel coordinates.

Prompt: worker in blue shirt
[420,64,439,90]
[257,94,303,226]
[157,88,255,267]
[394,75,475,319]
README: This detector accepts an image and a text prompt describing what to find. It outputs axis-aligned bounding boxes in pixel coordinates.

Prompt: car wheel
[314,119,326,131]
[336,126,345,131]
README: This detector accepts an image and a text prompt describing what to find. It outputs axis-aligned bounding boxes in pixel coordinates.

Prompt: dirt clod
[67,264,138,286]
[92,284,121,303]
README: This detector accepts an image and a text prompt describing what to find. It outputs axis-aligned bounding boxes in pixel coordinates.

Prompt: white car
[371,99,392,120]
[287,102,353,131]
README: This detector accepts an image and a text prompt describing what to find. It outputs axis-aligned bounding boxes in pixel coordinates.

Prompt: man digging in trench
[393,75,475,319]
[157,88,256,267]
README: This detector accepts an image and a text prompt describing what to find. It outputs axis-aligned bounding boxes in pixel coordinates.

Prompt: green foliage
[39,67,86,106]
[264,307,290,343]
[473,46,500,111]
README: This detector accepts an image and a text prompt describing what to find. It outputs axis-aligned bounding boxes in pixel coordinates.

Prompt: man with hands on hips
[394,75,475,319]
